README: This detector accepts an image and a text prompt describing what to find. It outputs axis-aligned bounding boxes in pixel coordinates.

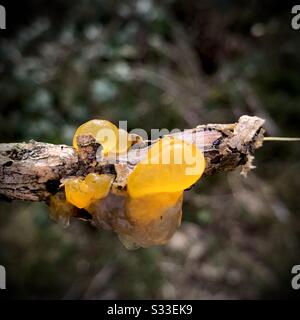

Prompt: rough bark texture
[0,115,265,202]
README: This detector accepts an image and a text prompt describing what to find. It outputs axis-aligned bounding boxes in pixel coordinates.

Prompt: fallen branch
[0,115,265,202]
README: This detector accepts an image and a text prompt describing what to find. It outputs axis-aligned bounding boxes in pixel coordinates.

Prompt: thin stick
[0,115,265,202]
[264,137,300,142]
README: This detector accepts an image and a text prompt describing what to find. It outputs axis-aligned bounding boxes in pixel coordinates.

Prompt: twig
[0,115,265,202]
[263,137,300,142]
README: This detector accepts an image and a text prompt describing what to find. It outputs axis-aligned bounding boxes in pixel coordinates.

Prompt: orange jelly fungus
[64,173,113,209]
[127,137,206,199]
[72,119,133,155]
[72,119,119,154]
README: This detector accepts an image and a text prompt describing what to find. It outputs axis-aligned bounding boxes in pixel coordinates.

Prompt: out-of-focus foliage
[0,0,299,299]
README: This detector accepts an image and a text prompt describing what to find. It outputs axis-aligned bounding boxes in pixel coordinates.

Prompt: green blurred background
[0,0,300,299]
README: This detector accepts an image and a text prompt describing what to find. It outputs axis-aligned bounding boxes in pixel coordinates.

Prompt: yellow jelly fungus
[120,192,184,248]
[64,178,91,209]
[84,173,113,200]
[73,119,119,154]
[123,136,205,239]
[126,192,182,226]
[49,192,75,227]
[127,137,206,198]
[64,173,113,209]
[69,123,206,248]
[107,128,132,155]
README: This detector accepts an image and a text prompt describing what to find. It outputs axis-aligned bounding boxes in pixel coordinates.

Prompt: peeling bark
[0,115,265,202]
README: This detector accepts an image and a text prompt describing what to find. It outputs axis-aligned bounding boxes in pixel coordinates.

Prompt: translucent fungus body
[120,192,183,249]
[87,191,184,249]
[64,178,91,209]
[106,128,132,155]
[84,173,113,200]
[127,137,206,198]
[64,173,113,209]
[73,119,118,154]
[49,192,76,227]
[118,136,206,248]
[126,192,182,226]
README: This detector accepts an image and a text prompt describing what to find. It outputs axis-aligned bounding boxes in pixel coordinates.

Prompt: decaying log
[0,115,265,202]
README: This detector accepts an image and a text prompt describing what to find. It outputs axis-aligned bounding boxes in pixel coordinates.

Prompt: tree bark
[0,115,265,202]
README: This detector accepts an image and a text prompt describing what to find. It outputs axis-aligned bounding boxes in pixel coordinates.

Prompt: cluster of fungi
[49,120,206,249]
[0,116,265,249]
